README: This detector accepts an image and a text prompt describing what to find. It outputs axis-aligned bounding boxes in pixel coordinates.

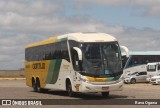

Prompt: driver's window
[158,65,160,70]
[139,72,143,75]
[71,49,81,71]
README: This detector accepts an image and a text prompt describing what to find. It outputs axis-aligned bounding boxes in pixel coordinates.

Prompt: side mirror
[120,45,129,58]
[73,47,82,61]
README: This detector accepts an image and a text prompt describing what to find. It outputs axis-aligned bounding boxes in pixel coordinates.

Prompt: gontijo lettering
[32,63,45,69]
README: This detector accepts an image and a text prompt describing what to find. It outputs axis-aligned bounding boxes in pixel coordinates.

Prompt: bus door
[157,64,160,76]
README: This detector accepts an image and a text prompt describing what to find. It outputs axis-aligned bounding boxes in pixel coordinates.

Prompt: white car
[124,71,148,84]
[150,76,160,85]
[146,77,151,82]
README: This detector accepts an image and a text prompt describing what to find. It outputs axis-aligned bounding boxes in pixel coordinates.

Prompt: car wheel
[130,78,136,84]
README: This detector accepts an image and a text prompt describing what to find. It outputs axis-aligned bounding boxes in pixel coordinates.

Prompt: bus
[25,32,124,97]
[123,51,160,77]
[147,62,160,79]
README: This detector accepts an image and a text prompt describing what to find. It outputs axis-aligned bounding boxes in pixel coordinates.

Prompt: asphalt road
[0,80,160,108]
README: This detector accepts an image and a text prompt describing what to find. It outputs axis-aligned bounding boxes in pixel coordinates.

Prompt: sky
[0,0,160,70]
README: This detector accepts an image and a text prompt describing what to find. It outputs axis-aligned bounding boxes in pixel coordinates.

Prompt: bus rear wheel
[32,80,37,92]
[101,92,109,97]
[35,79,43,93]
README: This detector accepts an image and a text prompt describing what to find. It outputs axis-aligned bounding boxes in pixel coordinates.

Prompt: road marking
[0,78,26,80]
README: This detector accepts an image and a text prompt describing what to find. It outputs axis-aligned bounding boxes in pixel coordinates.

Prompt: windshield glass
[147,65,156,72]
[80,42,123,77]
[127,72,138,76]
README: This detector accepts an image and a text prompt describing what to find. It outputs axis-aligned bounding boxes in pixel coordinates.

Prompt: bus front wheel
[66,82,74,97]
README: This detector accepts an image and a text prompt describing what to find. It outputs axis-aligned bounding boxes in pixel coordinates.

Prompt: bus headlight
[79,77,86,82]
[79,76,89,83]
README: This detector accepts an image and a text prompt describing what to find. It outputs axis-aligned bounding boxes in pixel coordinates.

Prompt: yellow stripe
[86,76,107,82]
[26,36,57,48]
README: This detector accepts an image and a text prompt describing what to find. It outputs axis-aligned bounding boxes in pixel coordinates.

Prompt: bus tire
[101,92,109,97]
[130,78,136,84]
[36,78,42,93]
[66,80,74,97]
[32,78,37,92]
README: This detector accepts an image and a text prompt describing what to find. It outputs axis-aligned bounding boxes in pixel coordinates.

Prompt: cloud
[0,11,125,36]
[0,32,42,70]
[116,28,160,51]
[145,6,160,17]
[0,0,62,16]
[72,0,160,18]
[74,0,160,7]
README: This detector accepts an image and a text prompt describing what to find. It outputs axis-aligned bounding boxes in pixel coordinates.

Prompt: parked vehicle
[146,62,160,81]
[150,75,160,85]
[124,71,148,84]
[126,72,138,76]
[123,51,160,78]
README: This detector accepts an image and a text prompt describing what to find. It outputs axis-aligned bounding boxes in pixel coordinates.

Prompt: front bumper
[150,79,160,84]
[79,80,123,93]
[124,78,131,83]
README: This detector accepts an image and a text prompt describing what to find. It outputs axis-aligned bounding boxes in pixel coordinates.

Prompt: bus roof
[147,62,160,65]
[122,51,160,56]
[26,32,117,48]
[129,51,160,55]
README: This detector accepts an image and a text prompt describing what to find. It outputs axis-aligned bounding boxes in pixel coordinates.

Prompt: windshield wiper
[80,72,95,77]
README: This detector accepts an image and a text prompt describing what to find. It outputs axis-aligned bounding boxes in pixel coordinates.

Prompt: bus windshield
[80,42,123,77]
[147,65,156,72]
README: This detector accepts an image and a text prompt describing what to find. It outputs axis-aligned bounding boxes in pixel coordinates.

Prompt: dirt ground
[0,70,25,78]
[0,78,160,107]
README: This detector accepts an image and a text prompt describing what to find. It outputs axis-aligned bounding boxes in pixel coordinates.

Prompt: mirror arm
[73,47,82,60]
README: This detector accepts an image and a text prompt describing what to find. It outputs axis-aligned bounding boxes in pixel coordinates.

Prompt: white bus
[123,51,160,77]
[25,32,124,97]
[147,62,160,79]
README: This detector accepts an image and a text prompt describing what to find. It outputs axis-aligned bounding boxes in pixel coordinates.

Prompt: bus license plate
[102,86,109,90]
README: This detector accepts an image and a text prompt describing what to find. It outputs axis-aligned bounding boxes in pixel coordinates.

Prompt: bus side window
[71,49,80,71]
[158,65,160,70]
[128,56,139,67]
[60,41,70,62]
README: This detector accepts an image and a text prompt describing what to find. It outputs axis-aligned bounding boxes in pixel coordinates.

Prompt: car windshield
[80,42,123,77]
[128,72,138,76]
[147,65,156,72]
